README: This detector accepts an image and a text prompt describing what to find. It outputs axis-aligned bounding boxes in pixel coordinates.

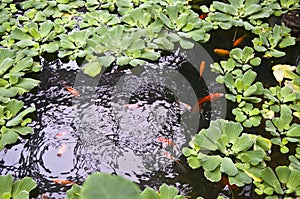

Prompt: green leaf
[159,183,179,199]
[66,184,81,199]
[0,174,13,197]
[261,167,283,194]
[140,187,159,199]
[275,166,290,184]
[11,28,32,40]
[187,156,201,169]
[286,169,300,190]
[204,167,222,182]
[220,157,238,176]
[0,57,14,76]
[286,125,300,137]
[82,61,102,78]
[12,177,36,198]
[224,121,243,144]
[81,173,142,199]
[202,155,222,171]
[232,134,254,153]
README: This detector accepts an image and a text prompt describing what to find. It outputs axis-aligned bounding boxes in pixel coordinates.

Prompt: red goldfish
[157,137,175,146]
[199,13,208,19]
[57,143,67,157]
[199,60,206,79]
[192,93,224,112]
[64,85,80,96]
[233,34,247,47]
[53,179,75,185]
[162,151,180,163]
[214,48,230,56]
[55,131,68,138]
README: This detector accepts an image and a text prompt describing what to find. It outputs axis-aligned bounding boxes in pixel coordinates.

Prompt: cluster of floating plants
[0,0,300,198]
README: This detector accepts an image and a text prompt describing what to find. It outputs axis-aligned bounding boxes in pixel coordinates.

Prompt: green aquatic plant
[183,119,272,187]
[0,174,37,199]
[200,0,274,30]
[253,166,300,198]
[67,172,186,199]
[0,48,40,149]
[252,24,296,58]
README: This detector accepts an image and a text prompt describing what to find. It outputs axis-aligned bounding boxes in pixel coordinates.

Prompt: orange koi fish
[192,93,224,112]
[157,137,175,146]
[64,85,80,96]
[199,60,206,79]
[55,131,68,138]
[214,48,230,56]
[162,151,180,163]
[57,143,67,157]
[53,179,75,185]
[199,13,208,19]
[233,34,247,47]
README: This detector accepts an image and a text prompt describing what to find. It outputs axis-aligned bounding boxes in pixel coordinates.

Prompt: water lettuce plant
[183,119,272,187]
[66,172,187,199]
[0,174,36,199]
[253,166,300,198]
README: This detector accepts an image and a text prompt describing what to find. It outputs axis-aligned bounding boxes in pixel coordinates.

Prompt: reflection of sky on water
[0,54,225,198]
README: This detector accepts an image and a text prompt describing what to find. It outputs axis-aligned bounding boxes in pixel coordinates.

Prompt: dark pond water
[1,35,299,199]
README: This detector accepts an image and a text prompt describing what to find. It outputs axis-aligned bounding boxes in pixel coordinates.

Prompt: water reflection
[0,54,225,198]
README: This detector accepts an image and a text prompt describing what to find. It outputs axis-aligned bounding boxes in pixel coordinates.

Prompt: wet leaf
[202,155,222,171]
[275,166,290,184]
[82,61,102,78]
[220,157,238,176]
[232,134,254,153]
[81,173,141,199]
[187,156,201,169]
[204,167,222,182]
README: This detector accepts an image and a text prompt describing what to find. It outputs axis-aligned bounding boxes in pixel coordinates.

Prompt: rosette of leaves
[82,25,162,77]
[85,0,136,14]
[0,49,40,103]
[232,102,262,127]
[0,99,35,150]
[66,172,186,199]
[261,0,300,16]
[200,0,273,30]
[20,0,85,19]
[253,166,300,198]
[6,20,61,55]
[0,7,17,37]
[264,103,300,153]
[252,24,296,58]
[211,47,261,81]
[157,3,212,44]
[58,29,92,60]
[183,119,272,187]
[0,174,37,199]
[78,10,121,29]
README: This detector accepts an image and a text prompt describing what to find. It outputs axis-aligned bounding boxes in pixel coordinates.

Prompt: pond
[1,0,300,199]
[1,47,229,198]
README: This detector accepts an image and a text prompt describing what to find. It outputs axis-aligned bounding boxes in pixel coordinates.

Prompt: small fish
[192,93,224,112]
[162,151,180,163]
[233,34,247,47]
[53,179,75,185]
[199,13,208,19]
[57,143,67,157]
[214,48,230,56]
[157,137,175,146]
[199,60,206,79]
[178,101,192,113]
[64,85,80,96]
[55,131,68,138]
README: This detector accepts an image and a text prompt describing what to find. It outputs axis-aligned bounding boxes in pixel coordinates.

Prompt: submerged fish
[57,143,67,157]
[157,137,175,146]
[192,93,224,112]
[65,85,80,96]
[199,60,206,79]
[233,34,248,47]
[55,131,68,138]
[53,179,75,185]
[214,48,230,56]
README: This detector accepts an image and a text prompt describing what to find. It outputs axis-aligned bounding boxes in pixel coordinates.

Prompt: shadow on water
[0,52,241,199]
